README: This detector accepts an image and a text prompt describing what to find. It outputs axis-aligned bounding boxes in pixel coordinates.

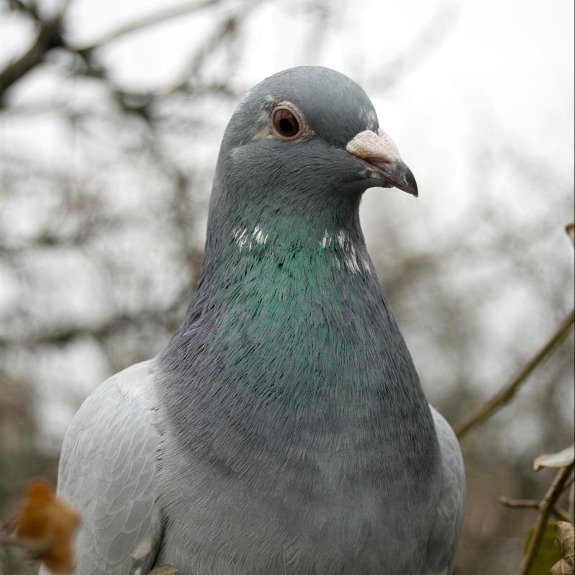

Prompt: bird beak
[346,129,418,197]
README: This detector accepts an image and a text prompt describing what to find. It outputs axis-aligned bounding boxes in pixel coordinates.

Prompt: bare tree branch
[0,11,65,105]
[455,309,575,439]
[517,466,574,575]
[1,0,256,112]
[0,309,177,349]
[75,0,221,54]
[371,0,460,91]
[499,497,572,523]
[162,0,265,96]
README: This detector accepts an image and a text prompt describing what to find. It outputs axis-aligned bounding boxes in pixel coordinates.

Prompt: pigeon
[50,66,464,575]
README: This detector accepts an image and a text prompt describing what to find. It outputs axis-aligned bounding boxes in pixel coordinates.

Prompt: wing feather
[54,360,163,574]
[425,407,465,575]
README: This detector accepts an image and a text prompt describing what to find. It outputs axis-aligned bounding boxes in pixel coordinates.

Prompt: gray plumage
[51,66,464,575]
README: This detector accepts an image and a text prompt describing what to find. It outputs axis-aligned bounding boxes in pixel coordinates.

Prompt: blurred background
[1,0,573,573]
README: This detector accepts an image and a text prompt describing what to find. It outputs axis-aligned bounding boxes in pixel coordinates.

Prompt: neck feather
[157,162,438,484]
[161,201,427,411]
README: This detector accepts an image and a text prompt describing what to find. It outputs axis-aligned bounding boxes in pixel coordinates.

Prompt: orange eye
[272,108,301,139]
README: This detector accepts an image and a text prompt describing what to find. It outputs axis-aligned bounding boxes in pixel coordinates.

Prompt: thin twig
[75,0,220,54]
[517,466,574,575]
[499,496,573,522]
[499,497,542,510]
[0,533,51,555]
[161,0,264,96]
[372,0,461,91]
[455,309,575,438]
[552,506,573,523]
[1,0,224,109]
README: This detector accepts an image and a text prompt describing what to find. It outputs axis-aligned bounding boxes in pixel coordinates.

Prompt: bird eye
[272,107,301,139]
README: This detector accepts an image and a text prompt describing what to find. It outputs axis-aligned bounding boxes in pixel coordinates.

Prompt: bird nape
[50,66,464,575]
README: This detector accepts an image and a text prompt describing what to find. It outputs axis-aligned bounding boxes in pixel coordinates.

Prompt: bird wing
[53,359,163,575]
[425,407,465,575]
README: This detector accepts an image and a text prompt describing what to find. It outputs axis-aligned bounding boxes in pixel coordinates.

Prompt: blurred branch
[101,0,261,120]
[517,465,574,575]
[163,0,264,95]
[76,0,220,54]
[1,0,258,114]
[372,0,460,91]
[0,303,189,348]
[499,497,544,510]
[0,3,67,105]
[0,533,50,556]
[455,309,575,439]
[499,497,572,523]
[9,0,42,22]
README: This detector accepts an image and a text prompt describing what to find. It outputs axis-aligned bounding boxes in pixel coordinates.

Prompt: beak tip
[405,166,418,197]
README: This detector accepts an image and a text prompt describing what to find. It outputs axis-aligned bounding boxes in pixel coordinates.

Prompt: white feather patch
[233,225,269,251]
[319,229,372,275]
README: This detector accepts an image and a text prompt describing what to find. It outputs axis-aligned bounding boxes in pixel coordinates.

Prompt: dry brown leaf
[551,558,573,575]
[550,521,574,575]
[14,480,80,574]
[555,521,574,563]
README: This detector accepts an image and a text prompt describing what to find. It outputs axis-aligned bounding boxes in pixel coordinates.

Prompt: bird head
[204,66,418,263]
[216,66,417,208]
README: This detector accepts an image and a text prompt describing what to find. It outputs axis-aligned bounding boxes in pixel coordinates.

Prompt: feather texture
[54,67,464,575]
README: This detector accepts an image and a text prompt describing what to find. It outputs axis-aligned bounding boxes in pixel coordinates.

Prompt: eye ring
[271,103,305,140]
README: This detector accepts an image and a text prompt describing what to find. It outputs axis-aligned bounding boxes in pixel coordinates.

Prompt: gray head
[205,66,417,260]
